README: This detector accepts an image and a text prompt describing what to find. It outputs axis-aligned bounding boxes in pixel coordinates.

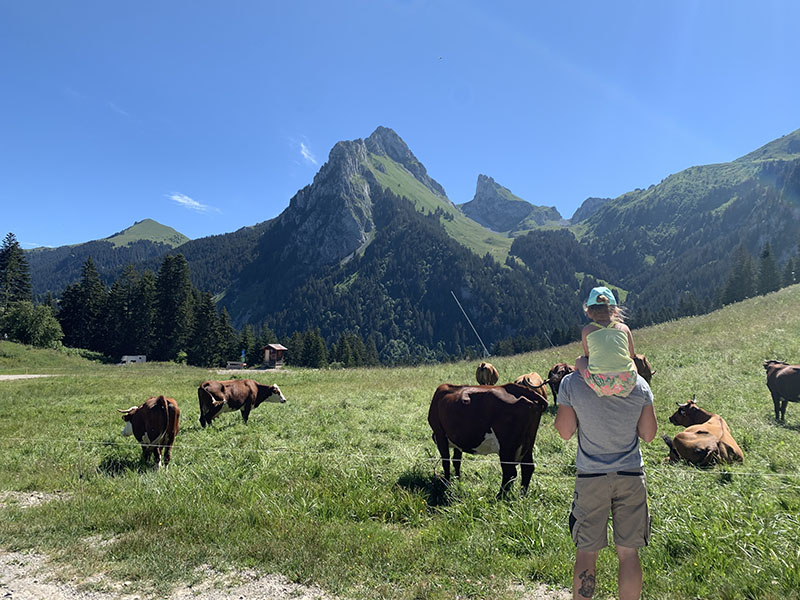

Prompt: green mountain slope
[364,155,513,262]
[104,219,189,248]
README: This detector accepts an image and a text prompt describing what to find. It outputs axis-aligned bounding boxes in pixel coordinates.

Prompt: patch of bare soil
[0,490,67,508]
[0,374,56,381]
[0,551,338,600]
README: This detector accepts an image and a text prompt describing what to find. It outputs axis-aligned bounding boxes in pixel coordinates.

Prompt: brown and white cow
[198,379,286,427]
[662,397,743,466]
[118,395,180,469]
[513,371,549,402]
[764,360,800,421]
[633,354,655,384]
[475,362,499,385]
[428,382,548,497]
[546,363,576,404]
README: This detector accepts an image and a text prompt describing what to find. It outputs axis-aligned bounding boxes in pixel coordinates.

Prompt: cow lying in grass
[428,382,548,497]
[764,360,800,421]
[198,379,286,427]
[662,397,743,466]
[118,395,180,469]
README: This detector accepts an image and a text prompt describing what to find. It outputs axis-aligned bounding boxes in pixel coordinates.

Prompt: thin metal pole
[451,290,490,358]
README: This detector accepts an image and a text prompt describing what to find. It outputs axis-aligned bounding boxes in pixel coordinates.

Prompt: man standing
[554,370,657,600]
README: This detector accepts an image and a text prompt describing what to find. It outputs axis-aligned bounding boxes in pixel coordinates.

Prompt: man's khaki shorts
[568,471,650,551]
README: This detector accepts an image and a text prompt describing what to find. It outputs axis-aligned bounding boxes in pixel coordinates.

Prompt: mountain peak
[365,126,448,199]
[104,219,189,248]
[460,175,561,232]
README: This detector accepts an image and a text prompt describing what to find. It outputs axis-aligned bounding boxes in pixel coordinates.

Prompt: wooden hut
[263,343,288,368]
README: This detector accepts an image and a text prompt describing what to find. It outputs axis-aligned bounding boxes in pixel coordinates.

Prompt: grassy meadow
[2,286,800,599]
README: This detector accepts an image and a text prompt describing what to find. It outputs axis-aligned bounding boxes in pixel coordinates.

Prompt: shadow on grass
[396,468,452,507]
[777,419,800,432]
[98,453,147,477]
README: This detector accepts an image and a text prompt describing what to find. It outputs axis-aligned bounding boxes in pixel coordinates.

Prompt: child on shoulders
[575,286,638,397]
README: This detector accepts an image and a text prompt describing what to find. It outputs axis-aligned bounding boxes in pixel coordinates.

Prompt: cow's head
[669,396,712,427]
[764,359,788,372]
[633,354,655,384]
[547,363,575,392]
[117,406,139,436]
[255,383,287,407]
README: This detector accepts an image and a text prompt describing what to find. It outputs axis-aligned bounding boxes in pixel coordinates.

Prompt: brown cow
[633,354,655,384]
[546,363,575,404]
[764,360,800,421]
[476,362,499,385]
[662,397,743,466]
[118,395,180,469]
[513,372,549,402]
[198,379,286,427]
[428,382,548,497]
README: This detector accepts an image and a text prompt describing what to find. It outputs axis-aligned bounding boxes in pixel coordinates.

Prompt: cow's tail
[159,395,169,447]
[661,434,675,453]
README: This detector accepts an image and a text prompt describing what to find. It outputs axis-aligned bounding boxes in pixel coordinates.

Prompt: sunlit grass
[2,286,800,598]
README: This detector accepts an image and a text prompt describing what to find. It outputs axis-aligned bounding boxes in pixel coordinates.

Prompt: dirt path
[0,374,57,381]
[0,547,570,600]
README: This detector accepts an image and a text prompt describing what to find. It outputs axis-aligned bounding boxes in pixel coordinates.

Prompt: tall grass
[2,286,800,598]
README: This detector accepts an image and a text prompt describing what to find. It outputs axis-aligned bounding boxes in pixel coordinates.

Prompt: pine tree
[783,257,796,287]
[131,270,157,356]
[217,308,238,363]
[57,258,107,351]
[154,255,193,361]
[187,292,221,367]
[757,242,781,295]
[0,232,32,311]
[243,324,262,366]
[720,245,757,305]
[105,265,141,359]
[303,328,328,368]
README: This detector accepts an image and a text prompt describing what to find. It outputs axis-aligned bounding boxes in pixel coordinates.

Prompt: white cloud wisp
[168,193,219,213]
[300,142,318,165]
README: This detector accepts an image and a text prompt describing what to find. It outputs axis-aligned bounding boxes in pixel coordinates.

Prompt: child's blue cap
[586,286,617,306]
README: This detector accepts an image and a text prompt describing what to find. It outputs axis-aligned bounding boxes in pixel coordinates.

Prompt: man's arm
[636,403,657,442]
[554,404,577,440]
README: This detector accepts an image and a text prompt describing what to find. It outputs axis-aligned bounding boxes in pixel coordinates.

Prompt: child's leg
[576,356,588,374]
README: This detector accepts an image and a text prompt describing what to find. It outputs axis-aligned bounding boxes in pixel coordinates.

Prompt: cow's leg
[771,392,785,421]
[498,447,519,498]
[519,447,535,495]
[451,448,462,479]
[154,447,163,469]
[780,399,788,422]
[432,433,452,481]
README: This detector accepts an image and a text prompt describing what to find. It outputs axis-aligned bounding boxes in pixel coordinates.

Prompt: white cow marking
[121,422,133,437]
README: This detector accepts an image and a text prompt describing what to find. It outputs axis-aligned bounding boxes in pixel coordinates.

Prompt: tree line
[1,232,380,368]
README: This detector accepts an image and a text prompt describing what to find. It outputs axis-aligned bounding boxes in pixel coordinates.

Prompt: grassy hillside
[104,218,190,248]
[2,286,800,599]
[365,154,513,263]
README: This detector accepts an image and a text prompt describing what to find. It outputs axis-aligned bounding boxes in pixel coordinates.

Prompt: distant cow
[476,362,499,385]
[198,379,286,427]
[633,354,655,384]
[428,382,548,497]
[513,371,549,402]
[764,360,800,421]
[118,395,180,469]
[662,397,743,466]
[546,363,575,404]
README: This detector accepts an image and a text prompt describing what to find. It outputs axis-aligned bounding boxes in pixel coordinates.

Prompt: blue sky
[2,1,798,248]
